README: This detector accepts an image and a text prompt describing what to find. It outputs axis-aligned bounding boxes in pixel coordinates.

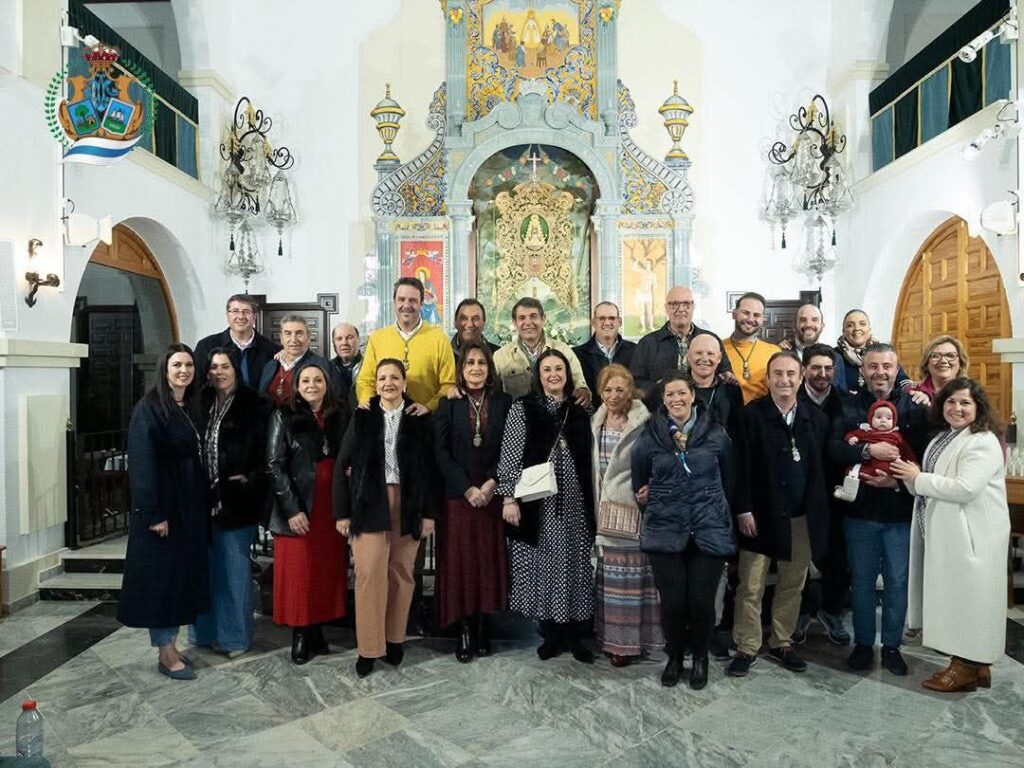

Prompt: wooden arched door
[892,217,1012,417]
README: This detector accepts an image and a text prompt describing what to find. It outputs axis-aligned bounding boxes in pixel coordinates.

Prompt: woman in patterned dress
[590,364,663,666]
[498,349,595,662]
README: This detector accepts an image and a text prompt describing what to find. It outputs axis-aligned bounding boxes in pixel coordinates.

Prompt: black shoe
[309,626,329,656]
[661,655,684,687]
[290,628,310,665]
[384,642,404,666]
[689,656,709,690]
[709,631,733,661]
[455,621,473,664]
[791,614,812,645]
[566,622,594,664]
[881,646,908,676]
[847,644,874,671]
[537,622,564,660]
[768,646,807,673]
[476,614,492,657]
[355,656,375,678]
[726,652,757,677]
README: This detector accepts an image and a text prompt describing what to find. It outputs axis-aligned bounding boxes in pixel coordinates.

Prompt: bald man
[330,322,363,406]
[630,285,731,407]
[780,304,826,358]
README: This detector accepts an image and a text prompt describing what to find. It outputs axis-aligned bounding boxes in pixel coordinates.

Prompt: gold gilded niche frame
[465,0,598,120]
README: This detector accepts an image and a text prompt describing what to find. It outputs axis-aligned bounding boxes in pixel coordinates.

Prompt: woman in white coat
[590,364,663,666]
[891,377,1009,692]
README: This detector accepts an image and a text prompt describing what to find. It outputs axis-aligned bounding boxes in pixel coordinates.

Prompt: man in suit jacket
[450,298,500,359]
[194,294,280,388]
[572,301,636,403]
[330,322,363,407]
[257,315,334,405]
[727,350,830,679]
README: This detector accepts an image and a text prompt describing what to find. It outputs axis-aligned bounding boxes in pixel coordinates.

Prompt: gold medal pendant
[791,439,801,462]
[742,363,751,380]
[473,434,483,448]
[559,436,568,451]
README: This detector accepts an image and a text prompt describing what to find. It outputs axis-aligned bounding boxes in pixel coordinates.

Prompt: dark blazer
[797,383,847,425]
[572,334,637,399]
[118,395,209,629]
[200,384,272,529]
[631,404,736,557]
[695,380,745,440]
[828,386,928,523]
[833,350,911,395]
[330,352,363,407]
[736,396,830,562]
[509,394,594,547]
[333,396,439,539]
[194,328,280,389]
[265,403,351,535]
[630,322,731,405]
[451,334,500,357]
[257,350,340,399]
[434,391,512,498]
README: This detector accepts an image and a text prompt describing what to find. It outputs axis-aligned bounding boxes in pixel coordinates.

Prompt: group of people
[117,279,1010,696]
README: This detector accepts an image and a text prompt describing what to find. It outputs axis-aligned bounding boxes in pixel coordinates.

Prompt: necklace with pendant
[790,435,801,462]
[468,392,485,447]
[730,338,758,381]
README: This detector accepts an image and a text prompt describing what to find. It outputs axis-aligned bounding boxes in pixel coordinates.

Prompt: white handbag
[514,461,558,502]
[513,411,568,502]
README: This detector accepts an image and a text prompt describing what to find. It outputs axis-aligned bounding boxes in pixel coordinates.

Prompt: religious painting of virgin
[472,144,595,345]
[621,237,669,338]
[482,0,579,78]
[400,240,445,326]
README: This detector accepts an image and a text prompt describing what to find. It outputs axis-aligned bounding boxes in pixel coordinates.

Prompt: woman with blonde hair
[590,364,663,666]
[911,335,968,403]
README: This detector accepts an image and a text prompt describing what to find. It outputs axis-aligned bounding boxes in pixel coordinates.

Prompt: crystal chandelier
[213,97,296,283]
[763,94,852,264]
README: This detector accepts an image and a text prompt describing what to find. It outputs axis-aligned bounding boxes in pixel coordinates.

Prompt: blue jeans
[190,524,258,652]
[843,517,910,649]
[149,627,179,647]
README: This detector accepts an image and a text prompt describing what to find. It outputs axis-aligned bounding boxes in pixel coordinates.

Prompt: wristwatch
[861,444,872,461]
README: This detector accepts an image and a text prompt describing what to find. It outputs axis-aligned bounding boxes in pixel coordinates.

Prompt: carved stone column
[448,199,475,308]
[670,211,694,289]
[596,10,618,136]
[375,218,395,327]
[592,200,621,303]
[445,1,467,136]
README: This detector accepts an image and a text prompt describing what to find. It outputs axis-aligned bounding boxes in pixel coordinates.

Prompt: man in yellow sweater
[722,292,781,404]
[356,277,456,412]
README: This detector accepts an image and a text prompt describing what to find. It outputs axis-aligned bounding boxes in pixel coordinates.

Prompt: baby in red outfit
[834,400,916,502]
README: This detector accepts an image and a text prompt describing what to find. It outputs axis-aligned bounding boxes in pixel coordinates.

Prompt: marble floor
[1,603,1023,767]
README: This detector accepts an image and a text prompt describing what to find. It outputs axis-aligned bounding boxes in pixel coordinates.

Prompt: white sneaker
[833,475,860,502]
[902,627,922,646]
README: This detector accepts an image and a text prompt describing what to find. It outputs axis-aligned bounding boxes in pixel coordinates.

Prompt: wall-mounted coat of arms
[46,44,149,165]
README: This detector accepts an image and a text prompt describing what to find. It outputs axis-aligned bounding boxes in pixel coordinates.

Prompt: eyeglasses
[228,309,254,317]
[928,352,959,362]
[666,301,695,311]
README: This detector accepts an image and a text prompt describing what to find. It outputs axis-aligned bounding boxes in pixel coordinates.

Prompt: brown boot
[922,658,978,692]
[976,664,991,689]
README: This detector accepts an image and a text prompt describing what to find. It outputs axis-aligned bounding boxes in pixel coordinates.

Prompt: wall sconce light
[25,239,60,308]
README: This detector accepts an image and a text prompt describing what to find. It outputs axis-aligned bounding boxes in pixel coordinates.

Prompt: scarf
[667,411,698,474]
[204,392,235,516]
[835,334,879,370]
[914,427,963,536]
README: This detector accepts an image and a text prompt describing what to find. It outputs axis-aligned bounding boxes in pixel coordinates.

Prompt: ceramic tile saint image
[399,240,445,326]
[621,237,668,339]
[482,0,579,78]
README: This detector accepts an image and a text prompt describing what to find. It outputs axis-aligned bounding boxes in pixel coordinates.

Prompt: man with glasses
[572,301,636,401]
[195,294,280,388]
[629,285,730,407]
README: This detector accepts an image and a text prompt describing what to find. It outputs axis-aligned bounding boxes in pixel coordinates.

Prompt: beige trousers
[350,485,421,658]
[733,515,811,656]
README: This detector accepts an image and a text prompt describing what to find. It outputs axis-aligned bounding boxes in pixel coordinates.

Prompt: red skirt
[436,497,509,627]
[273,459,348,627]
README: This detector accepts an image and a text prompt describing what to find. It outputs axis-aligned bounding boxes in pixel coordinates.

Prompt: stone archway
[892,215,1012,416]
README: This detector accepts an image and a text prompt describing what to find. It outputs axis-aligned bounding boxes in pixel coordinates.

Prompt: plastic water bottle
[15,699,43,757]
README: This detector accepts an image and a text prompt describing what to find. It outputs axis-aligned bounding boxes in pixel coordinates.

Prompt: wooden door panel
[892,217,1012,418]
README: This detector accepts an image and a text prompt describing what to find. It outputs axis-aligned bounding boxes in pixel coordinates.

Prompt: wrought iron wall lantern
[763,94,852,285]
[24,238,60,308]
[213,96,296,290]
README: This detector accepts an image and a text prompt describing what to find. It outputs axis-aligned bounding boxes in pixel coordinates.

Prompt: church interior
[2,0,1024,765]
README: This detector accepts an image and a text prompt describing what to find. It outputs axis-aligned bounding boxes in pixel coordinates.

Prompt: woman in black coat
[434,343,512,662]
[631,372,736,689]
[497,349,595,664]
[334,358,438,678]
[189,348,270,659]
[267,359,351,664]
[118,343,208,681]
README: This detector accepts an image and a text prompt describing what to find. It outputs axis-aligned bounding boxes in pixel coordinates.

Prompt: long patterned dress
[497,396,594,623]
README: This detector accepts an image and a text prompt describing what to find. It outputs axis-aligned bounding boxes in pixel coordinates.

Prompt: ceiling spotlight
[962,124,1004,160]
[958,12,1019,62]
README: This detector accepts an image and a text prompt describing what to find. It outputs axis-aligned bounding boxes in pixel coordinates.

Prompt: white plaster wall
[85,0,182,76]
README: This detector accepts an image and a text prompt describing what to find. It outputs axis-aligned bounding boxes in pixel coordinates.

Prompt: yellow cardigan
[355,323,456,411]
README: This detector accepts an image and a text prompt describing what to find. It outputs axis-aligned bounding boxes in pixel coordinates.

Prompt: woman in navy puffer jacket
[631,371,736,690]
